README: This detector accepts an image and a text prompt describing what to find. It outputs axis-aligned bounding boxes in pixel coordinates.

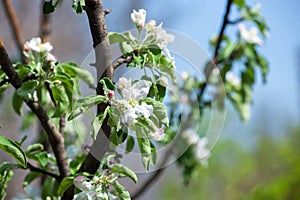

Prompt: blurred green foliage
[160,127,300,200]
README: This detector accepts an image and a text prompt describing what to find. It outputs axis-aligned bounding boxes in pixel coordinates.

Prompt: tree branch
[64,0,113,198]
[0,38,70,181]
[78,0,113,173]
[27,162,60,181]
[2,0,25,62]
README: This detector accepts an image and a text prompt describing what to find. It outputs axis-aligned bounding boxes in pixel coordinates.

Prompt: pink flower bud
[108,90,114,98]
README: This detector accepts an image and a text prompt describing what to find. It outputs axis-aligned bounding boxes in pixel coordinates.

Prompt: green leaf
[26,143,44,154]
[72,0,85,14]
[113,181,131,200]
[0,169,14,200]
[111,163,138,183]
[12,91,23,115]
[57,176,74,197]
[126,136,135,153]
[23,172,42,188]
[100,77,115,91]
[120,42,134,55]
[43,1,55,14]
[135,123,151,171]
[16,80,38,101]
[107,107,121,131]
[150,141,157,165]
[90,106,109,140]
[41,177,59,199]
[141,98,169,126]
[61,62,94,87]
[158,55,175,79]
[234,0,245,8]
[223,42,237,59]
[35,152,49,167]
[0,136,27,168]
[109,32,129,44]
[68,95,107,120]
[51,85,69,117]
[77,94,107,107]
[0,162,20,174]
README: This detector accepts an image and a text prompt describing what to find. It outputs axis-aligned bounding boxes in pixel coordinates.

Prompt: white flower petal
[131,9,146,28]
[135,102,153,118]
[131,80,151,100]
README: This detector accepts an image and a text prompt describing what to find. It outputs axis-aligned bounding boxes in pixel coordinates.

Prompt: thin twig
[213,0,234,60]
[0,38,70,182]
[2,0,25,62]
[112,56,133,69]
[200,0,234,99]
[27,162,60,180]
[228,17,244,25]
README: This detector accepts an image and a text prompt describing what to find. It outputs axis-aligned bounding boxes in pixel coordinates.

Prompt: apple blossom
[194,137,210,160]
[112,78,153,127]
[181,129,211,164]
[145,20,156,33]
[226,72,241,86]
[157,75,169,87]
[131,9,146,29]
[238,23,263,45]
[24,37,53,53]
[154,23,175,49]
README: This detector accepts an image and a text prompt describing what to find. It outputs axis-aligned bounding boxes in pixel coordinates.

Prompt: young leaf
[57,176,74,197]
[109,32,129,44]
[0,136,27,168]
[112,181,131,200]
[72,0,85,14]
[0,162,20,174]
[125,136,135,153]
[41,177,59,199]
[16,80,38,101]
[12,91,23,115]
[90,106,109,140]
[23,172,42,188]
[68,95,107,120]
[0,169,14,200]
[51,85,69,117]
[61,62,94,87]
[135,123,151,171]
[111,163,138,183]
[26,143,44,154]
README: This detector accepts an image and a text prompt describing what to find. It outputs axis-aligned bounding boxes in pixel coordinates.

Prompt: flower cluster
[109,77,165,141]
[226,72,241,87]
[73,175,116,200]
[130,8,175,63]
[113,77,153,127]
[182,129,211,164]
[24,37,57,63]
[238,23,263,45]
